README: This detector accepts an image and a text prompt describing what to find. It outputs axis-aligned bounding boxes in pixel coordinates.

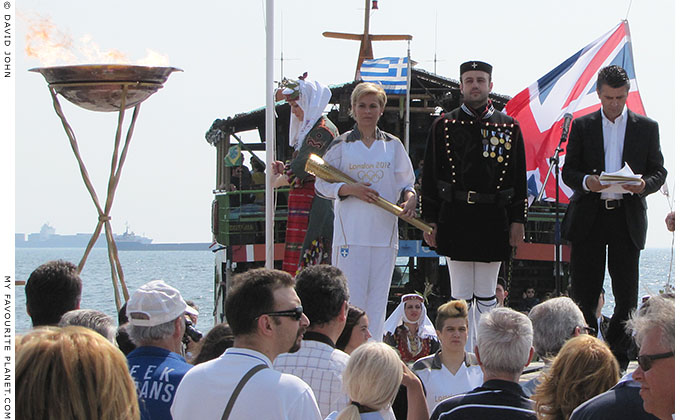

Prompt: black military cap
[460,60,493,76]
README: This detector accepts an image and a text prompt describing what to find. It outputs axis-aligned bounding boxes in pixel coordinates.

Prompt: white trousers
[446,259,501,354]
[334,245,396,342]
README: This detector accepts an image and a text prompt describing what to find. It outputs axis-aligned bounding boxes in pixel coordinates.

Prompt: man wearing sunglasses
[275,265,350,417]
[630,295,675,420]
[570,294,673,420]
[172,268,322,420]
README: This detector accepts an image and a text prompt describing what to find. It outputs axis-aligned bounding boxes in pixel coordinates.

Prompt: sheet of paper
[599,162,643,185]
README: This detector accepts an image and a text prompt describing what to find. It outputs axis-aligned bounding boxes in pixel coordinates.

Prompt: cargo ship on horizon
[16,223,211,251]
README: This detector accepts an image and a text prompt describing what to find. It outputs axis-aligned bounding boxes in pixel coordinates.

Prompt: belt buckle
[467,190,477,204]
[604,199,617,210]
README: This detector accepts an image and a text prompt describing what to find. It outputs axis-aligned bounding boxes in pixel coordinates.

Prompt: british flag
[505,21,645,203]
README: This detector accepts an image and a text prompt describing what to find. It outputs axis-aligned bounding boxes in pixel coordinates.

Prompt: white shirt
[412,352,484,413]
[274,339,350,418]
[601,106,628,200]
[315,130,415,249]
[325,411,386,420]
[583,107,628,200]
[171,348,321,420]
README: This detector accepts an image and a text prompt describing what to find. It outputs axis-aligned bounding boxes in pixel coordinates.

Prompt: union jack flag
[505,21,645,203]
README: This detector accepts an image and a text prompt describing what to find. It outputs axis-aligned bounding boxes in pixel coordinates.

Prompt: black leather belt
[601,199,623,210]
[452,189,514,204]
[437,181,514,205]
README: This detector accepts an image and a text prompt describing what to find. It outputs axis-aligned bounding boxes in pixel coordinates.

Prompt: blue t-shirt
[127,346,193,420]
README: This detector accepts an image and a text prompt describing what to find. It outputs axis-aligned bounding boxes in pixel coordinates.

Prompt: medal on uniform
[497,148,504,162]
[497,155,504,163]
[490,131,499,146]
[505,142,511,150]
[490,151,496,158]
[483,151,489,157]
[499,132,505,144]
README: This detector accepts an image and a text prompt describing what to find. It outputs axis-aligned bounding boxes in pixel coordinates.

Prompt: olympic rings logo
[357,170,385,183]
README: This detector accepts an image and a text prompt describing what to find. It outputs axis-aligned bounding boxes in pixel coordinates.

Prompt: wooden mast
[323,0,412,79]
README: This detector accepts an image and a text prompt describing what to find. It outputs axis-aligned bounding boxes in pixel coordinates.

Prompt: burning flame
[23,14,170,67]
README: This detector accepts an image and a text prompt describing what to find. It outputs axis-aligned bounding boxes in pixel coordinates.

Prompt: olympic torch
[305,154,434,234]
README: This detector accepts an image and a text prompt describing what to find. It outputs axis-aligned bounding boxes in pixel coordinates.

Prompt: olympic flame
[305,154,433,234]
[23,14,170,66]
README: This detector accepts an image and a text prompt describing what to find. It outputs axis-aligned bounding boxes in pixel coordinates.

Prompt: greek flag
[360,57,408,94]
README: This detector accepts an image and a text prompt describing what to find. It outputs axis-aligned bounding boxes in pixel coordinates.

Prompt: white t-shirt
[315,129,415,249]
[171,348,321,420]
[412,352,484,413]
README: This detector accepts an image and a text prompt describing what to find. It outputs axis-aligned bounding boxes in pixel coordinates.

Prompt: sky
[5,0,678,249]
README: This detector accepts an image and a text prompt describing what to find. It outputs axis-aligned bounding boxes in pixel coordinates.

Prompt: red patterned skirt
[283,183,316,276]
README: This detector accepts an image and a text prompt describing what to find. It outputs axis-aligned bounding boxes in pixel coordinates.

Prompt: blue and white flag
[360,57,408,94]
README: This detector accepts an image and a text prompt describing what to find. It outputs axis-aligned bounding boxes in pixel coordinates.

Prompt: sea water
[13,247,675,335]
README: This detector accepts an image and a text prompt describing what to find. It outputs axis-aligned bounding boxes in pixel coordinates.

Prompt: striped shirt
[430,379,536,420]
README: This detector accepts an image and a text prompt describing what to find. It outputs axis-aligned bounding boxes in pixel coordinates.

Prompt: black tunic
[421,104,528,262]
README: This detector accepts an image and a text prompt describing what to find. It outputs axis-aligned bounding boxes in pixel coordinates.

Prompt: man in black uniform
[422,61,527,352]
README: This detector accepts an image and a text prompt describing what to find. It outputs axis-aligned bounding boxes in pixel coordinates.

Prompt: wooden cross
[323,0,412,79]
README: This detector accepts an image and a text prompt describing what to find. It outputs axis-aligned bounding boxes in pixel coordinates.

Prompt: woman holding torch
[315,82,417,341]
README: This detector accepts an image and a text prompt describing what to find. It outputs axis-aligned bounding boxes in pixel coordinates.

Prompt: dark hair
[117,303,128,326]
[116,324,136,356]
[25,260,82,326]
[193,324,234,365]
[336,305,366,351]
[250,157,266,172]
[224,268,295,336]
[596,65,630,91]
[295,265,349,326]
[496,277,507,290]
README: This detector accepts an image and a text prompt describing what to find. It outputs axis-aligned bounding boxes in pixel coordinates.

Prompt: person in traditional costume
[383,294,440,365]
[315,82,417,342]
[421,60,527,354]
[273,74,339,276]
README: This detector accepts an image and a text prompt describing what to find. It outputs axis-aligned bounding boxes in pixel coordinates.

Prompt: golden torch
[305,154,434,234]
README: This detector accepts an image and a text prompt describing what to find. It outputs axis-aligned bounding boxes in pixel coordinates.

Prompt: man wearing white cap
[125,280,198,420]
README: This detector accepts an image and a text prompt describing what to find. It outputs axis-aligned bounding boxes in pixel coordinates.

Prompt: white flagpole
[265,0,275,268]
[404,43,411,152]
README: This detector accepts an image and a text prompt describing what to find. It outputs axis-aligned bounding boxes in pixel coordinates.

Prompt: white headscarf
[288,79,332,150]
[383,294,437,339]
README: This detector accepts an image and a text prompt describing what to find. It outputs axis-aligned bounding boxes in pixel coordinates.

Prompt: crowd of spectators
[16,260,675,420]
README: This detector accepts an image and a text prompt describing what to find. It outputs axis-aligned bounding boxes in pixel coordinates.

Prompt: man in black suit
[561,65,666,370]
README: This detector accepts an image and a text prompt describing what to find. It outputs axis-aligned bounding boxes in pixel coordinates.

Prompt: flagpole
[265,0,275,269]
[404,42,411,152]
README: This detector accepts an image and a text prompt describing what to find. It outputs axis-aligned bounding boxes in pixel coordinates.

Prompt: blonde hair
[16,326,140,420]
[533,335,619,420]
[349,82,387,117]
[337,342,403,420]
[435,299,469,331]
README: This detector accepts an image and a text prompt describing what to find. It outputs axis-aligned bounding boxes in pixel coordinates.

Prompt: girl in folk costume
[273,74,339,276]
[383,294,440,364]
[315,82,417,342]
